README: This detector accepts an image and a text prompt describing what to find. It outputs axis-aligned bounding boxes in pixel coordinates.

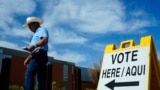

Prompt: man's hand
[24,55,32,66]
[23,45,35,52]
[24,58,30,66]
[22,47,28,50]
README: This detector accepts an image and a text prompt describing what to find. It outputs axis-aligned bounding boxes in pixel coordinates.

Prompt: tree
[88,58,103,84]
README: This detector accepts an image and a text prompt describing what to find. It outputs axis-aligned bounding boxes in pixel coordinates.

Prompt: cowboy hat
[23,17,43,27]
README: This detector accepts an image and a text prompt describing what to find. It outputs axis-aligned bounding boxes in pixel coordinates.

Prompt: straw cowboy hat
[23,17,43,27]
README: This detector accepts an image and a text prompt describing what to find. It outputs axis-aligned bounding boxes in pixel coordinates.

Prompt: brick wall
[9,56,25,86]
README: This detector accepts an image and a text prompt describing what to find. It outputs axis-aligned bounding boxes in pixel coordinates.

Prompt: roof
[0,46,75,66]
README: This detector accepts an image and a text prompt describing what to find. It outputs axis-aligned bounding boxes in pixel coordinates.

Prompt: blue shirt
[30,26,49,51]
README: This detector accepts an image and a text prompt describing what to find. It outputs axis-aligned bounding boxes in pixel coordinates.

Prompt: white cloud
[0,0,155,41]
[42,0,153,35]
[158,51,160,61]
[0,41,19,49]
[11,28,32,37]
[48,50,86,64]
[0,0,36,37]
[49,28,88,44]
[92,43,105,51]
[0,0,36,15]
[36,0,155,64]
[0,0,157,66]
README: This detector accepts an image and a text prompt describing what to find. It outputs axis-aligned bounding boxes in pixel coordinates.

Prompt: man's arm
[36,37,48,47]
[23,37,48,52]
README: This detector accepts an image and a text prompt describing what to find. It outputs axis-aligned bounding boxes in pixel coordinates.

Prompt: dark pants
[25,50,48,90]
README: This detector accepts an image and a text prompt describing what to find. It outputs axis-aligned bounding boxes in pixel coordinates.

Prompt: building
[0,46,96,90]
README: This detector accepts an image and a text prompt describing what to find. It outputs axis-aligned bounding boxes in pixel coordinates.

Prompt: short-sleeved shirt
[30,26,49,51]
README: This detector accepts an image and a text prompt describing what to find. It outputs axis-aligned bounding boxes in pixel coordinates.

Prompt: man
[23,16,49,90]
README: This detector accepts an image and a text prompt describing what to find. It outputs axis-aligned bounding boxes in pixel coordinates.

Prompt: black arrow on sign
[105,79,139,90]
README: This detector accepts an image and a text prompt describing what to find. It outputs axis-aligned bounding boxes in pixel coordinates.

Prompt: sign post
[97,36,160,90]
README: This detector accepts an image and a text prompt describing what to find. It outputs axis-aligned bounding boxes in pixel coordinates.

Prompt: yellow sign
[97,36,160,90]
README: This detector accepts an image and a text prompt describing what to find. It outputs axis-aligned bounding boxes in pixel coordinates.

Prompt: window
[80,67,92,82]
[0,53,11,74]
[63,64,68,89]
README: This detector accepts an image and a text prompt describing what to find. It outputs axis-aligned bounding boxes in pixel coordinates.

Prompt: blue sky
[0,0,160,68]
